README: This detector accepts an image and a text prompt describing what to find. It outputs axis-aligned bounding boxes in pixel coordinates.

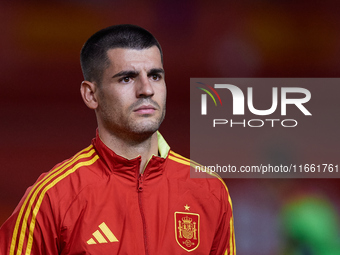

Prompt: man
[0,24,235,254]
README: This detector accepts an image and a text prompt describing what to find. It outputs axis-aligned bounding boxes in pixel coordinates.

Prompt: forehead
[106,46,163,71]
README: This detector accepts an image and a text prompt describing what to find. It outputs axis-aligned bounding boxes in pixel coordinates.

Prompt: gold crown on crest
[182,215,193,224]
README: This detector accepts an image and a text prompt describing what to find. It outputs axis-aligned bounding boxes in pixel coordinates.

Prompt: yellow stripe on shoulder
[205,171,233,210]
[25,155,100,255]
[169,151,201,168]
[168,155,190,166]
[10,145,96,255]
[169,151,190,162]
[169,151,230,195]
[170,153,234,254]
[168,151,201,168]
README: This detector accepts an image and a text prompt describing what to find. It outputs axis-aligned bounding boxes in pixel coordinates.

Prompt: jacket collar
[92,130,170,180]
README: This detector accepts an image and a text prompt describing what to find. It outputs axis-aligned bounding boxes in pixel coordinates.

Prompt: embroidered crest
[174,212,200,252]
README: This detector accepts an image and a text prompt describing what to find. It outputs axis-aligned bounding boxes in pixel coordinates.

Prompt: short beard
[99,97,166,144]
[122,106,166,144]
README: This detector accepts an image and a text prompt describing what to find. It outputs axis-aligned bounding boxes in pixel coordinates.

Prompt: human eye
[119,76,132,83]
[150,73,162,81]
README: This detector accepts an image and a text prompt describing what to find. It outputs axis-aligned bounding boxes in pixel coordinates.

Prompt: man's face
[95,46,166,140]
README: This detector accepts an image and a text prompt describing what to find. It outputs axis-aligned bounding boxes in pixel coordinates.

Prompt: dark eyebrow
[148,68,165,75]
[112,70,139,79]
[111,68,165,79]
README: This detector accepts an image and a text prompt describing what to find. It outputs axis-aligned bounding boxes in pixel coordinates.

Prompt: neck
[98,128,159,173]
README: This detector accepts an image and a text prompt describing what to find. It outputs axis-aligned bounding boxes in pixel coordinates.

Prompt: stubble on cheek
[97,86,166,137]
[127,97,166,135]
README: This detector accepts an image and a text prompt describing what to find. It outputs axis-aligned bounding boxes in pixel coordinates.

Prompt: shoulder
[19,144,105,215]
[1,144,105,254]
[166,150,232,203]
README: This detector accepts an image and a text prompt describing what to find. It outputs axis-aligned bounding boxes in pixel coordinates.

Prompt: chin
[133,126,159,136]
[130,120,162,136]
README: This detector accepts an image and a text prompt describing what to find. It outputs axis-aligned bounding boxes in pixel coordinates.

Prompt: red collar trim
[92,130,168,180]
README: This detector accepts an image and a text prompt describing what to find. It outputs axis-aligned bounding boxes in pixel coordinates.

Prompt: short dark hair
[80,24,163,84]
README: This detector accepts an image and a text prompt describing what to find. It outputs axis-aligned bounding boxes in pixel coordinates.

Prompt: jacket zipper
[138,173,149,255]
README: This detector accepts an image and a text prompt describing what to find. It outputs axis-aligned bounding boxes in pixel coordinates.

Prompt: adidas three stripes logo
[87,222,119,245]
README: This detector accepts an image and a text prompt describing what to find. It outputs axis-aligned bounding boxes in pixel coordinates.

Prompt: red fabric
[0,132,234,254]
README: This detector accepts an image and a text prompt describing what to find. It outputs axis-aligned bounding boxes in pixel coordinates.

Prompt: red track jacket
[0,132,235,254]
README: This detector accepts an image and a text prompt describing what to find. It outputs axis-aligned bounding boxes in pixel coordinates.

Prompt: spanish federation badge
[174,212,200,252]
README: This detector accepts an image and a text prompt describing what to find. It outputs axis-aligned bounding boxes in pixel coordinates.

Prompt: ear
[80,81,98,110]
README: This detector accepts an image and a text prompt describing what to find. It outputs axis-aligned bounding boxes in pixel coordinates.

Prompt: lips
[134,104,157,114]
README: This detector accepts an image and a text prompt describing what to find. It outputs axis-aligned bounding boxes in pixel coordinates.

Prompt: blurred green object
[281,196,340,255]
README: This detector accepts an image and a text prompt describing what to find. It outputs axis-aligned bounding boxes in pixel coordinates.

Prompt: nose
[136,75,154,98]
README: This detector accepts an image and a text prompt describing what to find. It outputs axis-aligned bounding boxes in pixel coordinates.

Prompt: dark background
[1,1,340,254]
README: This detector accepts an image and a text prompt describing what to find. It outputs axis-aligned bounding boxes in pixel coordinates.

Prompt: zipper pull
[138,174,143,192]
